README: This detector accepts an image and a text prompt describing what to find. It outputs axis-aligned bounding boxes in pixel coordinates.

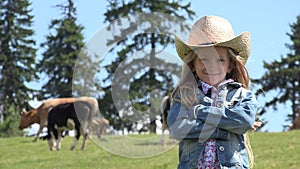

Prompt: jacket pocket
[179,140,203,164]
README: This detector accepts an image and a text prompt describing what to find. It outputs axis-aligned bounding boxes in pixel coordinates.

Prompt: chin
[208,80,222,87]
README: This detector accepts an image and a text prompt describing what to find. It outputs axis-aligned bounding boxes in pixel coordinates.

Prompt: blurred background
[1,0,300,137]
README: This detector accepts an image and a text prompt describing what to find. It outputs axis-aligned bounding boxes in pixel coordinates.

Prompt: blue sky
[29,0,300,132]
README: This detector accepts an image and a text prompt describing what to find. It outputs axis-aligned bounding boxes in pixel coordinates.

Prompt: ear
[22,109,31,116]
[21,109,26,115]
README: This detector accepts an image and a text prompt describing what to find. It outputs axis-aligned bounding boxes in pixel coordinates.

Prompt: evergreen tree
[37,0,88,99]
[72,49,102,97]
[101,0,195,133]
[254,15,300,128]
[0,0,37,136]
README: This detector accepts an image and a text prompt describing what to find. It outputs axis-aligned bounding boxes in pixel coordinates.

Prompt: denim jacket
[167,82,257,169]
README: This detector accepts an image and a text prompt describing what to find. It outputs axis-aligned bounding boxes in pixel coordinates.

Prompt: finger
[251,126,257,131]
[253,121,262,127]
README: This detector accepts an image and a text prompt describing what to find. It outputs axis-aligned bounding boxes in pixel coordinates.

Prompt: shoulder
[226,82,256,100]
[170,91,181,104]
[227,81,242,89]
[226,82,253,93]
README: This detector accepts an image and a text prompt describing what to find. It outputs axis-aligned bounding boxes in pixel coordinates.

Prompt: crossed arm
[167,89,261,140]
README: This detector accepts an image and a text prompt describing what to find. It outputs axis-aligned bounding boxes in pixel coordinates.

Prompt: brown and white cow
[19,97,99,142]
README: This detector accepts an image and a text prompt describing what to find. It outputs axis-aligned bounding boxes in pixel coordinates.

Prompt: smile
[203,72,220,76]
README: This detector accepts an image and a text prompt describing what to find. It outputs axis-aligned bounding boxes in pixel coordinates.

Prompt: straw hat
[175,15,250,64]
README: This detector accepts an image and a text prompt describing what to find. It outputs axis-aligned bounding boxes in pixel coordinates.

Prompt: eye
[199,57,208,62]
[217,56,228,62]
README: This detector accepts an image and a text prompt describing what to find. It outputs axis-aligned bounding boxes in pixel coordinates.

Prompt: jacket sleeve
[167,97,229,141]
[195,88,257,134]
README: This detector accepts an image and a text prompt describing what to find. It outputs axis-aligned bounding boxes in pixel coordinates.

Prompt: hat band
[198,42,215,45]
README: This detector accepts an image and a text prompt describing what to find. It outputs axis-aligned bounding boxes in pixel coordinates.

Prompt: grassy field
[0,130,300,169]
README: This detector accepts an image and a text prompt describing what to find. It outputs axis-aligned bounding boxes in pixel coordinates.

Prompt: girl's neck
[199,79,234,89]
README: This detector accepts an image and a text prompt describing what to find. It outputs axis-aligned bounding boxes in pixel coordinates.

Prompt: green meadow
[0,131,300,169]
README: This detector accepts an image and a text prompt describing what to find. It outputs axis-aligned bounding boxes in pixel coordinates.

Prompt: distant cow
[91,117,110,139]
[46,101,92,151]
[19,97,99,142]
[290,114,300,130]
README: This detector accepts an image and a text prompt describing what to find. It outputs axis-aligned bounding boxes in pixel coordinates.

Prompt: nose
[204,62,219,73]
[205,60,219,69]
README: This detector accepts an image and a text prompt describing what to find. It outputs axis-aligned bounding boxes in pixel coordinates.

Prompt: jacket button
[219,146,225,151]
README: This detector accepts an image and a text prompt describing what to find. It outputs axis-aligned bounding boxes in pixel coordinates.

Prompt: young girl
[167,16,261,169]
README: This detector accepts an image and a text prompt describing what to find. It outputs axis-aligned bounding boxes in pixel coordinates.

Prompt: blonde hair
[245,133,254,168]
[228,49,254,168]
[227,49,250,89]
[171,52,199,108]
[172,47,254,168]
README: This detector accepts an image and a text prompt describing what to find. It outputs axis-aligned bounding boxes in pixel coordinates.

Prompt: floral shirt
[197,79,233,169]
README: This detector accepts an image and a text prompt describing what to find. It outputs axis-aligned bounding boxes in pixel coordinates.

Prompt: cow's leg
[56,129,63,150]
[33,125,44,142]
[48,132,56,150]
[70,130,80,150]
[47,125,57,151]
[81,127,88,150]
[70,138,78,151]
[70,126,80,151]
[52,127,60,151]
[97,122,103,139]
[81,133,87,150]
[80,121,90,150]
[48,137,56,151]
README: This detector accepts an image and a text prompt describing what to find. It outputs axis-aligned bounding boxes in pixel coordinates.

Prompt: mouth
[203,71,220,76]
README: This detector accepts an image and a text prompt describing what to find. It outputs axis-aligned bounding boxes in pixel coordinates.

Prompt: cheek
[193,60,205,71]
[193,65,202,76]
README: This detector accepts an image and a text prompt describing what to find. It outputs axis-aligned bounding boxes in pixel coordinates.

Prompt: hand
[251,121,262,131]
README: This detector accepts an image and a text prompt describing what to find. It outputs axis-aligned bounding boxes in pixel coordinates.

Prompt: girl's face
[192,47,232,87]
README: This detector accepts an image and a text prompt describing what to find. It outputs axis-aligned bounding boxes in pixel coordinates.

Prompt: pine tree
[101,0,195,133]
[37,0,89,99]
[72,49,102,97]
[254,15,300,128]
[0,0,37,136]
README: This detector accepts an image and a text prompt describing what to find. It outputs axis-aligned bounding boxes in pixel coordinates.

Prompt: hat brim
[175,32,250,64]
